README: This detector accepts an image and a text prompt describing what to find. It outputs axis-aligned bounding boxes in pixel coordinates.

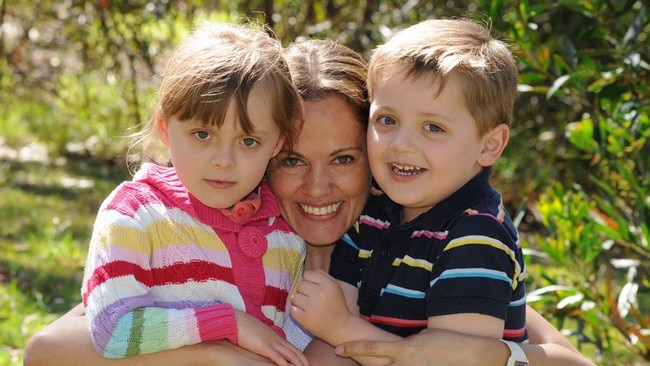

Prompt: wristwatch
[500,340,529,366]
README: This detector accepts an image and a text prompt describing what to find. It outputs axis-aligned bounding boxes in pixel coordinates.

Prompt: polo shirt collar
[384,169,496,230]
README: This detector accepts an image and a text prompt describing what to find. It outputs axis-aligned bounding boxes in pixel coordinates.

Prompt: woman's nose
[302,165,332,196]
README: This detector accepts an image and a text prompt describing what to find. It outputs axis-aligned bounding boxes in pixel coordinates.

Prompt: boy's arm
[291,270,401,346]
[427,312,504,338]
[335,310,595,366]
[291,270,402,366]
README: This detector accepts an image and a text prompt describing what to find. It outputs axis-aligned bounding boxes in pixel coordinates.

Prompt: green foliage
[521,1,650,363]
[1,0,648,364]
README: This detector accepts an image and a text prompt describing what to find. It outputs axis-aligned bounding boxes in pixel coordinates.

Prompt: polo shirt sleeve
[329,229,365,286]
[426,213,522,321]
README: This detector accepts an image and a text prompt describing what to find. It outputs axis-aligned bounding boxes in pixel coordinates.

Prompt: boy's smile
[390,163,425,177]
[368,68,499,223]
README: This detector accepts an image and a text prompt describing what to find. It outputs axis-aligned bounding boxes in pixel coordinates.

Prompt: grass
[0,150,129,365]
[0,142,635,366]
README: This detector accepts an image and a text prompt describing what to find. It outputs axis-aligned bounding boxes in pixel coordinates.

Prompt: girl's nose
[211,146,235,169]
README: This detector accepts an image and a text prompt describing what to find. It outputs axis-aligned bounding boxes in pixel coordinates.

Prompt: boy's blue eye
[378,116,397,126]
[424,124,442,132]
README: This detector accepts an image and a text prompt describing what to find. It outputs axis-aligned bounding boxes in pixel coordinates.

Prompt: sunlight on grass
[0,153,128,366]
[0,278,60,365]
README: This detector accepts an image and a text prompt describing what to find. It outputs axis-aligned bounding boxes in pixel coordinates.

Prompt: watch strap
[500,339,529,366]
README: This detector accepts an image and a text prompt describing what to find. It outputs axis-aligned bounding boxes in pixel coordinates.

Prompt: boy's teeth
[392,164,422,175]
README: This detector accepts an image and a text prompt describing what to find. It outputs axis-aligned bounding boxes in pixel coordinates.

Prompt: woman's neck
[304,242,336,272]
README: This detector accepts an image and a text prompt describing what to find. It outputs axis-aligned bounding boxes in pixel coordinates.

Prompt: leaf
[622,7,646,47]
[546,74,570,99]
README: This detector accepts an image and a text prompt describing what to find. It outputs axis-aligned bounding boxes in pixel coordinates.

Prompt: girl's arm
[23,304,276,366]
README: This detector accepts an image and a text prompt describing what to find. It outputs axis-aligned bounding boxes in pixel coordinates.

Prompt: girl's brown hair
[130,21,303,167]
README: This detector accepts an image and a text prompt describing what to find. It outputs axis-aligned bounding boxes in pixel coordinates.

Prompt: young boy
[290,17,528,364]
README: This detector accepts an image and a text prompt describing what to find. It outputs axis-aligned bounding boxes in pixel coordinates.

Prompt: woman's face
[268,95,370,246]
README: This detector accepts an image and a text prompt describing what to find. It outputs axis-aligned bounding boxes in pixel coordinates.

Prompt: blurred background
[0,0,648,364]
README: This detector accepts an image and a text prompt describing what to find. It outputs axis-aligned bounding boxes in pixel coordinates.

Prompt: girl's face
[159,83,283,209]
[267,95,371,246]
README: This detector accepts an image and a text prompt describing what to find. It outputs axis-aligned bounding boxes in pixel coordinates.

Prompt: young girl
[81,21,308,366]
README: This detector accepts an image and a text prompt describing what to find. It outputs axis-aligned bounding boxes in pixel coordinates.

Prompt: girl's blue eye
[193,130,211,140]
[378,116,397,126]
[242,137,259,147]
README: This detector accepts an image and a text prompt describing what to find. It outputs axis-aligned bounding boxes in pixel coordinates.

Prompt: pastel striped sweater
[82,163,306,358]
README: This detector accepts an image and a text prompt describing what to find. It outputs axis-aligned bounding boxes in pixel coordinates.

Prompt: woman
[24,39,593,366]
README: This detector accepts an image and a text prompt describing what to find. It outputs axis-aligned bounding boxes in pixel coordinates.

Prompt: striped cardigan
[82,163,306,358]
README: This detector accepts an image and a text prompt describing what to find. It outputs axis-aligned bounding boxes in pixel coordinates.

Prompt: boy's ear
[478,124,509,167]
[157,112,170,147]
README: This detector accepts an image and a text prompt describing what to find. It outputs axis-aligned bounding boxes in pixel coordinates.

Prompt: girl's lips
[205,179,235,189]
[298,201,343,216]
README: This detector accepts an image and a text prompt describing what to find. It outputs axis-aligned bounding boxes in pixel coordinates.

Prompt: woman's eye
[193,130,211,140]
[241,137,259,147]
[284,157,303,167]
[424,124,443,132]
[377,116,397,126]
[334,156,354,164]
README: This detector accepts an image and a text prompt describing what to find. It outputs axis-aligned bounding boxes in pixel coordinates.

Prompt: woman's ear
[157,111,170,147]
[478,124,509,167]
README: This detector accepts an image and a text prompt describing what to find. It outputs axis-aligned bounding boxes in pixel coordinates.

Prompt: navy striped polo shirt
[330,169,528,341]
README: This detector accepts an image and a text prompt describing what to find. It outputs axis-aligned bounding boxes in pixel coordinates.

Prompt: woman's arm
[23,304,276,366]
[333,305,595,366]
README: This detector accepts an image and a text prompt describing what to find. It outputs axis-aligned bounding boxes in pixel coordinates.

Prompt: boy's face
[368,68,495,222]
[158,83,283,209]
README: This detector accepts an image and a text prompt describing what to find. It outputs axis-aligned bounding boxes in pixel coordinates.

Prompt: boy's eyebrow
[372,104,452,122]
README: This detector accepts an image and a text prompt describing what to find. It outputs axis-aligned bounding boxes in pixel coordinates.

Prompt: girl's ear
[271,136,285,158]
[478,124,509,167]
[157,111,170,147]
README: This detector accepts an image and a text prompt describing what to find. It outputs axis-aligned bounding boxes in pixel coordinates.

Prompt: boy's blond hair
[368,18,518,136]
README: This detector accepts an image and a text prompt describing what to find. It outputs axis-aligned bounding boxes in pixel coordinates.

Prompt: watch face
[515,362,529,366]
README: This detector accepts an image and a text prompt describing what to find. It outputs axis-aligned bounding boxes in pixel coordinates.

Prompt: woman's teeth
[299,201,342,216]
